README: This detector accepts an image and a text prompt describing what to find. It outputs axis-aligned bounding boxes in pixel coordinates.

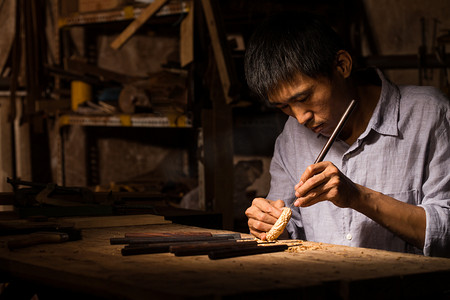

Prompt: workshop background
[0,0,449,232]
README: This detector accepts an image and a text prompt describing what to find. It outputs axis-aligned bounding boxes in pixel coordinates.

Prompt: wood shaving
[287,245,323,252]
[284,241,325,252]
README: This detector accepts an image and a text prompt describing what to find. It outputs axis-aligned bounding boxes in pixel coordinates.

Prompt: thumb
[260,232,267,241]
[273,199,285,209]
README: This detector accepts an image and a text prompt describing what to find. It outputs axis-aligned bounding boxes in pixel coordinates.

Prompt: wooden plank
[180,3,194,67]
[200,0,233,104]
[59,3,190,27]
[0,97,14,192]
[198,0,235,230]
[57,214,171,229]
[0,223,449,299]
[0,0,16,74]
[110,0,170,50]
[201,97,234,230]
[212,95,234,230]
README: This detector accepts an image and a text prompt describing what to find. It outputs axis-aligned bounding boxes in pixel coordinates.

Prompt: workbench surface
[1,215,449,299]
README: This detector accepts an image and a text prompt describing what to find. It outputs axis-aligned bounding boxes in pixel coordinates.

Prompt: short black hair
[244,12,347,101]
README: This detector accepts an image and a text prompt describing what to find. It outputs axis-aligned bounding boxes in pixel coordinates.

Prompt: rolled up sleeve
[419,111,450,257]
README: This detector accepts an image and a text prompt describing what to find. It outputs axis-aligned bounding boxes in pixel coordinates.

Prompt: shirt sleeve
[419,106,450,257]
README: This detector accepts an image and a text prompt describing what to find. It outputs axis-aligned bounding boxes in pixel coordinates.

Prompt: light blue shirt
[266,69,450,257]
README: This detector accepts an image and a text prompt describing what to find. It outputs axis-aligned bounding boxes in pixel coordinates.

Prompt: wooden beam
[200,0,233,104]
[180,4,194,67]
[110,0,170,50]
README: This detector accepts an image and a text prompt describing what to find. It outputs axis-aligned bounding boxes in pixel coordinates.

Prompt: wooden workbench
[0,215,449,299]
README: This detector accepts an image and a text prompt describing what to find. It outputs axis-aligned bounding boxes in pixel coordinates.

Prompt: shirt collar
[361,69,400,138]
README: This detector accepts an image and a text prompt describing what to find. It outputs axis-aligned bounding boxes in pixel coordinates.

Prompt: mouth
[311,123,324,134]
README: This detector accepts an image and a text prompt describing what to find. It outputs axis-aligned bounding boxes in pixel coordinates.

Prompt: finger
[246,204,279,225]
[248,218,273,235]
[260,232,267,241]
[246,204,277,230]
[249,227,267,241]
[296,162,339,198]
[299,162,328,186]
[252,198,283,220]
[273,199,286,209]
[295,177,338,207]
[249,228,263,239]
[296,190,327,207]
[294,180,303,190]
[295,163,327,195]
[295,171,328,198]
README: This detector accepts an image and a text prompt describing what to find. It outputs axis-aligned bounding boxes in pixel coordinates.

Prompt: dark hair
[244,12,347,101]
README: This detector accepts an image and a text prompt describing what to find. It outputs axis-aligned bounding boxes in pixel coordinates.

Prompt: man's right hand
[245,198,286,240]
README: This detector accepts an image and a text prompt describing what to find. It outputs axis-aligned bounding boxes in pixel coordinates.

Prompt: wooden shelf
[58,113,192,128]
[59,1,190,27]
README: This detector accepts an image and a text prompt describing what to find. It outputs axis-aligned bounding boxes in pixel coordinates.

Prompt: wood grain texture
[1,219,449,299]
[180,3,193,67]
[57,214,171,229]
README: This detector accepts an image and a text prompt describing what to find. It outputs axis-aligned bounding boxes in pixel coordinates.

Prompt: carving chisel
[289,99,357,209]
[111,233,241,245]
[7,229,82,250]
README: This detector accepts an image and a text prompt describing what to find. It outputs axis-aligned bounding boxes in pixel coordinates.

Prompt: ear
[335,50,352,79]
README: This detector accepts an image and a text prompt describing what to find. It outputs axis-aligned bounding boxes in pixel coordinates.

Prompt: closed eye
[278,96,309,109]
[295,95,309,103]
[268,89,311,109]
[271,97,307,110]
[266,101,288,109]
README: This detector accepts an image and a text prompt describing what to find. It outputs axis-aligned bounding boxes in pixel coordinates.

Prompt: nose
[290,105,312,126]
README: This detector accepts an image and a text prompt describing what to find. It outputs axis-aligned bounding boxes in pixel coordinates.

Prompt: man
[244,12,450,257]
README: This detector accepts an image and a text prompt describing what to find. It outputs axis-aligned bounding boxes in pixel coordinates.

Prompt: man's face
[268,71,351,137]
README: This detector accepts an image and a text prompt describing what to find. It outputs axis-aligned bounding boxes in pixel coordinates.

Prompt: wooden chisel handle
[121,239,235,256]
[7,232,69,250]
[208,244,288,260]
[111,234,240,245]
[171,240,258,256]
[125,232,213,238]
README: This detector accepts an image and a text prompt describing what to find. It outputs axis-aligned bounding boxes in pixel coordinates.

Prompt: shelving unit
[57,113,192,128]
[55,111,193,188]
[51,0,237,230]
[59,2,190,27]
[54,1,195,189]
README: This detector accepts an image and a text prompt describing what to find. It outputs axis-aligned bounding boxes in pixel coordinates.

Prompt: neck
[341,84,381,145]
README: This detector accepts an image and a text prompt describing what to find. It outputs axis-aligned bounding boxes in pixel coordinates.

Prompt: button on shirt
[266,69,450,257]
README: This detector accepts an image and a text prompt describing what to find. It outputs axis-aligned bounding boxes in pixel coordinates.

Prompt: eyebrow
[269,88,313,106]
